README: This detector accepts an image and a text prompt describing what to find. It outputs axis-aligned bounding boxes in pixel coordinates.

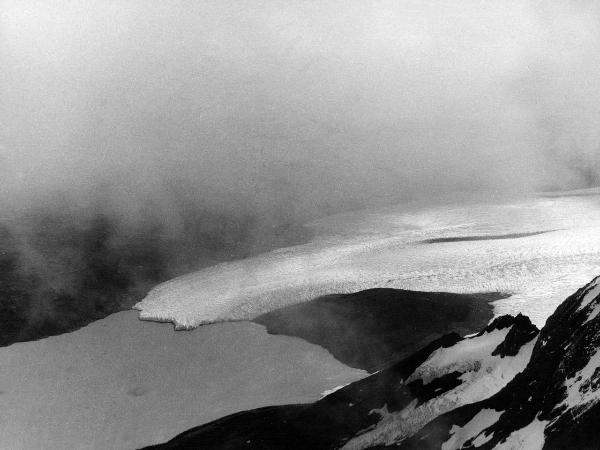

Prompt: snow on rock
[560,347,600,414]
[406,328,511,385]
[340,321,537,449]
[493,417,548,450]
[576,275,600,312]
[397,275,600,450]
[583,305,600,325]
[441,408,502,450]
[578,275,600,325]
[319,383,352,399]
[134,194,600,330]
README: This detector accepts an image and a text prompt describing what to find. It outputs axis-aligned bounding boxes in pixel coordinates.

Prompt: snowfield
[135,190,600,329]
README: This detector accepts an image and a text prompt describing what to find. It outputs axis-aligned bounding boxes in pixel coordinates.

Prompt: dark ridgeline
[0,206,311,347]
[254,289,505,372]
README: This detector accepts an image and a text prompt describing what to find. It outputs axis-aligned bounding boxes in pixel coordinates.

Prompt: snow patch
[577,276,600,312]
[473,431,494,447]
[493,416,548,450]
[407,328,511,385]
[559,347,600,414]
[441,409,502,450]
[583,306,600,325]
[319,383,351,399]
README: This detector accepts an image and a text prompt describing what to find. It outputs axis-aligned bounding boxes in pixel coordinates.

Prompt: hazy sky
[2,0,600,218]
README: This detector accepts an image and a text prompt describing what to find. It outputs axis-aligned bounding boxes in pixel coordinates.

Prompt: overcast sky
[2,0,600,218]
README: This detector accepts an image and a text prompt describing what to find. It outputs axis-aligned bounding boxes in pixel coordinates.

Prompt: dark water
[255,289,505,372]
[0,209,312,346]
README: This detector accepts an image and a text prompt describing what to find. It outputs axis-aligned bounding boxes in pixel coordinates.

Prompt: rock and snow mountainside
[399,274,600,450]
[146,275,600,449]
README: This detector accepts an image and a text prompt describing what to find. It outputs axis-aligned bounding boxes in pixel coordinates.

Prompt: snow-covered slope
[134,193,600,329]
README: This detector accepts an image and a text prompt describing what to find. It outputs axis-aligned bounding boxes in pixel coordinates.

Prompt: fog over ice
[2,0,600,215]
[1,0,600,341]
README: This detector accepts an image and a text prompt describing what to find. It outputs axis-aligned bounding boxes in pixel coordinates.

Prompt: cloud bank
[1,0,599,217]
[1,0,600,342]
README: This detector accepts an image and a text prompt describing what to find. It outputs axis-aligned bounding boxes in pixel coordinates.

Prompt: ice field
[135,189,600,328]
[0,312,365,450]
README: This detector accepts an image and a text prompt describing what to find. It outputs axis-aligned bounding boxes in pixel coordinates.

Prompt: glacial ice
[134,190,600,329]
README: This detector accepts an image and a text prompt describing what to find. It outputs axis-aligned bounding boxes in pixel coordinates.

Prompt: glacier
[134,189,600,329]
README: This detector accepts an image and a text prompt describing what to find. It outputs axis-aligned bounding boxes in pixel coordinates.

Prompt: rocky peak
[401,275,600,449]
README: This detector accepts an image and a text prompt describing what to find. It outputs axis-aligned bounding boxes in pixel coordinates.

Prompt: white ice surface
[135,192,600,329]
[493,417,548,450]
[0,312,365,450]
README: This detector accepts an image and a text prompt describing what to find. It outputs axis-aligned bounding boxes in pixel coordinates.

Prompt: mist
[3,0,600,210]
[1,0,600,343]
